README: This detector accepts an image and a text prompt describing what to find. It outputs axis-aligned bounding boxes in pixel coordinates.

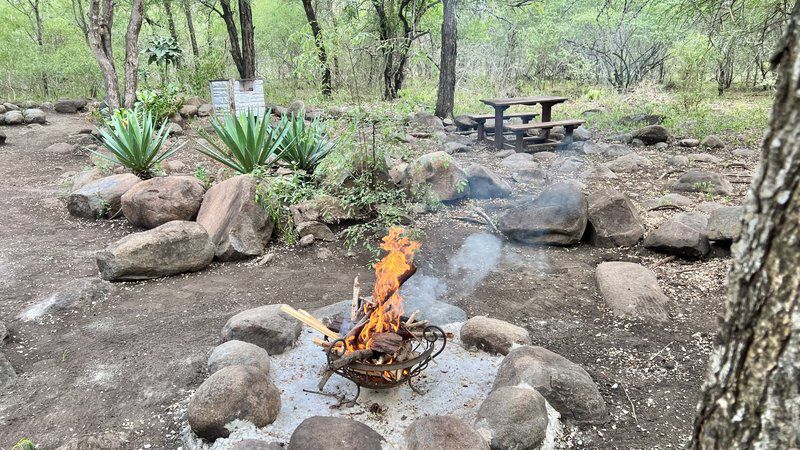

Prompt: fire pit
[282,227,447,401]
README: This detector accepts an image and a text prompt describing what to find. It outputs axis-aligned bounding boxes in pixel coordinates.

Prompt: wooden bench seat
[468,112,539,141]
[505,119,586,151]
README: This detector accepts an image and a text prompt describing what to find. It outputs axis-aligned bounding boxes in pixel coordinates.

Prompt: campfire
[281,227,446,400]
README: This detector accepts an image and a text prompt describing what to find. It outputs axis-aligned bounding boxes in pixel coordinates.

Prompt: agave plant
[92,108,182,178]
[198,110,289,174]
[278,114,337,174]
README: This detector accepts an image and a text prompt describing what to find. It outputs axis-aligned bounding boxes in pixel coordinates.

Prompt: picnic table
[478,96,569,150]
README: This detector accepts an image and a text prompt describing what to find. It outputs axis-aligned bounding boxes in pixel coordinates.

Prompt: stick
[351,277,361,322]
[652,256,676,268]
[648,204,686,212]
[622,385,640,428]
[649,340,675,361]
[470,206,500,234]
[330,349,374,370]
[317,370,334,390]
[405,310,419,325]
[280,305,341,340]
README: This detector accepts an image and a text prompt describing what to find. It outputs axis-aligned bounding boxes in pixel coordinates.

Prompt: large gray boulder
[498,182,588,245]
[4,110,24,125]
[18,278,112,322]
[493,346,607,423]
[121,175,205,229]
[632,125,670,144]
[587,189,644,247]
[221,304,302,355]
[54,99,87,114]
[701,135,725,148]
[207,340,271,375]
[454,114,478,131]
[24,108,46,124]
[188,365,281,440]
[409,151,469,202]
[288,416,384,450]
[465,164,511,199]
[707,205,744,241]
[290,194,362,225]
[671,170,732,195]
[409,111,444,131]
[460,316,531,355]
[67,174,141,220]
[197,175,274,261]
[604,153,653,173]
[405,415,489,450]
[595,262,670,321]
[96,221,215,281]
[475,386,549,450]
[644,212,710,258]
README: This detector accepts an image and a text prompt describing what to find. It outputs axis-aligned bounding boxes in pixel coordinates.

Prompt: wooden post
[493,105,509,150]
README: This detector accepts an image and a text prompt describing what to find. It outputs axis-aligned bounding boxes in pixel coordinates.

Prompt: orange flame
[346,227,420,352]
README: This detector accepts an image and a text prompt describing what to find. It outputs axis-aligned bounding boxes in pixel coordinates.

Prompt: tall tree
[201,0,256,78]
[301,0,332,96]
[7,0,49,95]
[183,0,200,59]
[435,0,457,118]
[691,2,800,448]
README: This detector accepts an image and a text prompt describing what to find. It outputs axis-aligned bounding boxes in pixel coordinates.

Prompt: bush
[135,82,184,123]
[92,108,182,178]
[278,114,337,174]
[198,110,289,174]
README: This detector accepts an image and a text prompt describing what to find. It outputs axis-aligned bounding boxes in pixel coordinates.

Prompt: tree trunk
[183,0,200,59]
[87,0,120,109]
[238,0,256,78]
[301,0,332,96]
[435,0,457,118]
[164,0,179,43]
[691,3,800,448]
[123,0,145,108]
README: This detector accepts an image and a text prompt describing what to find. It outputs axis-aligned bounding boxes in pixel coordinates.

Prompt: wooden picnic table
[480,96,568,149]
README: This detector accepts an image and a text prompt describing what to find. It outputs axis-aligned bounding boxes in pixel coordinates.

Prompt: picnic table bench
[506,118,585,151]
[469,112,539,141]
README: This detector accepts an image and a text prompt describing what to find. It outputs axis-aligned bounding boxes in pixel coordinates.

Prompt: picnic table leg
[494,105,509,150]
[476,121,485,141]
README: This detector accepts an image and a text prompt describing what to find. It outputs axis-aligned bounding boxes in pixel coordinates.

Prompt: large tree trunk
[301,0,332,96]
[691,3,800,448]
[238,0,256,78]
[87,0,120,109]
[435,0,457,119]
[123,0,145,108]
[183,0,200,59]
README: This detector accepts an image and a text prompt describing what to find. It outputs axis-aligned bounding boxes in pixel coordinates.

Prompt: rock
[296,221,335,242]
[620,113,664,125]
[67,174,141,220]
[688,153,722,164]
[409,112,444,131]
[288,416,384,450]
[608,133,633,144]
[198,103,213,117]
[46,142,75,154]
[586,189,644,247]
[678,138,700,147]
[290,195,361,225]
[0,131,5,145]
[531,151,559,163]
[465,164,511,199]
[229,440,281,450]
[188,365,281,440]
[493,346,606,423]
[596,262,670,321]
[732,148,755,157]
[500,152,533,168]
[707,206,744,241]
[630,138,645,147]
[221,304,302,355]
[460,316,531,355]
[287,100,305,116]
[511,162,548,185]
[654,142,669,150]
[499,182,588,246]
[96,221,215,281]
[24,108,46,124]
[666,155,689,168]
[647,193,692,209]
[0,353,16,390]
[121,176,205,229]
[54,99,87,114]
[475,386,549,450]
[0,104,5,114]
[0,321,7,343]
[604,153,653,173]
[162,159,188,174]
[644,212,710,258]
[550,156,587,174]
[18,278,112,322]
[701,135,725,148]
[4,110,24,125]
[72,168,105,190]
[405,415,489,450]
[597,143,632,157]
[671,170,732,195]
[580,165,618,180]
[573,126,592,141]
[168,123,184,136]
[3,102,19,111]
[454,114,477,131]
[696,201,725,214]
[443,141,469,154]
[180,104,199,118]
[409,151,469,202]
[632,125,670,144]
[207,340,270,375]
[298,234,315,247]
[197,175,274,261]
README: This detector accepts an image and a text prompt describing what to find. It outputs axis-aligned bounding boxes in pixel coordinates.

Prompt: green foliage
[198,111,289,174]
[256,173,320,244]
[144,36,183,68]
[11,437,36,450]
[178,50,227,96]
[278,114,337,174]
[92,108,183,178]
[135,83,184,123]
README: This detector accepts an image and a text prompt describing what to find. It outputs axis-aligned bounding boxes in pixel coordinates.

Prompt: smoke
[448,232,503,296]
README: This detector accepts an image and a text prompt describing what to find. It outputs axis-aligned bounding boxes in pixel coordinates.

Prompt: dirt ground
[0,112,755,449]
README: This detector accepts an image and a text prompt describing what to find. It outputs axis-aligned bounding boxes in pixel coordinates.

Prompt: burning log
[329,349,374,370]
[280,305,340,340]
[367,332,403,354]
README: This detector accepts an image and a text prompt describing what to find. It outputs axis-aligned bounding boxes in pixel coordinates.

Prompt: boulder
[493,346,606,423]
[732,148,756,157]
[644,212,710,258]
[299,234,315,247]
[188,365,281,440]
[409,112,444,131]
[592,143,632,157]
[288,416,384,450]
[549,156,587,174]
[96,221,215,281]
[697,201,725,214]
[454,114,478,131]
[620,114,664,125]
[221,304,302,355]
[121,176,205,229]
[596,262,670,321]
[67,174,141,220]
[500,152,533,168]
[296,221,335,242]
[197,175,274,261]
[0,353,16,390]
[498,182,588,245]
[573,125,592,141]
[678,138,700,148]
[586,189,644,247]
[72,168,105,190]
[54,99,87,114]
[580,165,618,180]
[646,193,692,210]
[671,170,732,195]
[410,151,469,202]
[290,195,362,225]
[4,110,24,125]
[666,155,689,168]
[207,340,271,375]
[443,141,470,154]
[169,123,184,136]
[3,102,19,111]
[18,278,112,322]
[460,316,531,355]
[475,386,549,450]
[46,142,75,154]
[511,161,548,185]
[707,206,744,241]
[465,164,511,199]
[405,415,488,450]
[608,133,633,144]
[604,153,653,173]
[531,151,558,163]
[632,125,670,144]
[162,159,188,174]
[701,135,725,148]
[688,153,722,164]
[180,104,199,118]
[0,104,5,114]
[198,104,213,117]
[24,108,46,124]
[654,142,669,150]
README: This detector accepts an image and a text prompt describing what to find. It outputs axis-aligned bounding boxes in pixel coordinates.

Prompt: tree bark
[435,0,457,118]
[238,0,256,78]
[301,0,332,96]
[183,0,200,59]
[87,0,120,109]
[691,2,800,448]
[164,0,179,43]
[123,0,145,108]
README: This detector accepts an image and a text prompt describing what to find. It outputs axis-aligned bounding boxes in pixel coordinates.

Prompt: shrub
[278,114,337,174]
[92,108,182,178]
[135,82,184,123]
[198,110,289,174]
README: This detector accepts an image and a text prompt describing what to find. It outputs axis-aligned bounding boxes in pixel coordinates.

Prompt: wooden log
[373,265,417,304]
[330,349,374,370]
[368,332,403,354]
[280,305,340,340]
[351,276,361,322]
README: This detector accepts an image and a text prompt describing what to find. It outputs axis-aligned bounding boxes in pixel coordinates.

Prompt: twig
[651,256,676,268]
[470,206,501,234]
[351,276,361,322]
[451,215,486,225]
[622,385,640,429]
[649,340,675,361]
[647,204,686,212]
